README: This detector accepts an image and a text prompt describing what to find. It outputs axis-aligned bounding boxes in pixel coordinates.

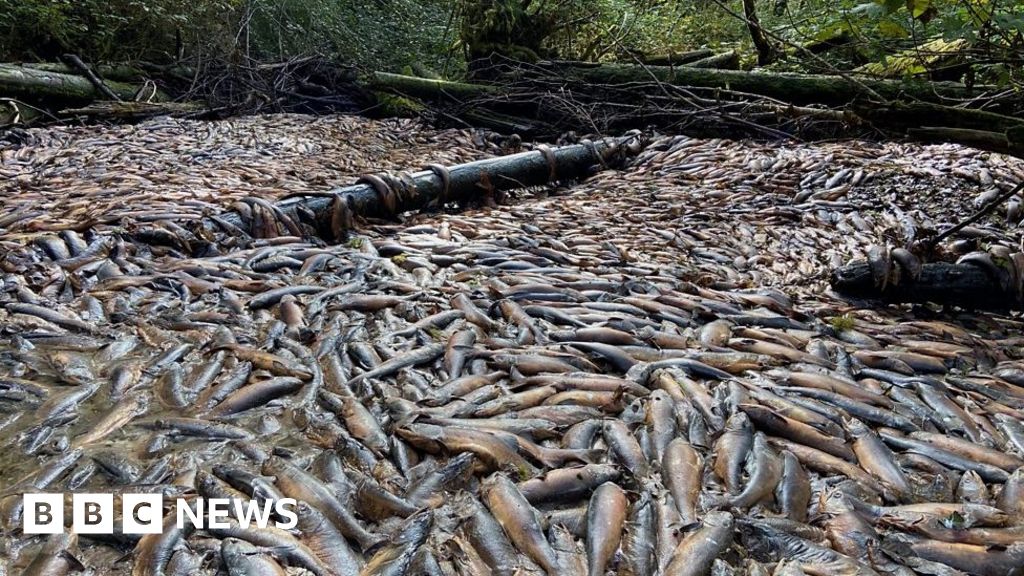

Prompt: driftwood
[831,260,1020,310]
[199,134,644,243]
[60,101,206,120]
[852,102,1024,156]
[22,62,151,83]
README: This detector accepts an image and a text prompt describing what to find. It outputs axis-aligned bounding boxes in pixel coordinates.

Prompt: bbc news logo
[23,494,299,534]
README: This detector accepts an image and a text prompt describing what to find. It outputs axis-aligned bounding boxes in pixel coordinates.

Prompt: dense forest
[2,0,1023,149]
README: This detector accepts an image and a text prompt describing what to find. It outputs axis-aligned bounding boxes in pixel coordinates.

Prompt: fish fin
[60,551,86,572]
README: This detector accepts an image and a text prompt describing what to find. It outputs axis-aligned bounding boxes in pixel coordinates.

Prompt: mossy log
[687,51,741,70]
[831,260,1021,310]
[367,71,495,101]
[640,49,715,66]
[22,62,194,83]
[0,64,162,103]
[855,102,1024,132]
[907,127,1024,158]
[538,62,984,105]
[855,102,1024,157]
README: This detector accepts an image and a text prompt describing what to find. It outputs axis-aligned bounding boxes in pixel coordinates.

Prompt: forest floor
[3,115,1024,575]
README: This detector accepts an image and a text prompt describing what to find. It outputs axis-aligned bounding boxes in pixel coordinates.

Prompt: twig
[0,98,62,122]
[60,54,121,101]
[925,180,1024,248]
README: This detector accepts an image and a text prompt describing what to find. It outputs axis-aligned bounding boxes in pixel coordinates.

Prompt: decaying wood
[367,72,494,101]
[0,64,161,103]
[22,62,195,83]
[639,49,715,66]
[907,127,1024,157]
[60,101,205,120]
[203,135,643,242]
[831,261,1021,310]
[856,102,1024,132]
[535,61,985,105]
[687,51,741,70]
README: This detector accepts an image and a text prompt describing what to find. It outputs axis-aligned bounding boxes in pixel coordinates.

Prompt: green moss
[372,93,424,118]
[830,314,856,332]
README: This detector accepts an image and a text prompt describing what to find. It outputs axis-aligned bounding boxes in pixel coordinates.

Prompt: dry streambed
[2,115,1024,576]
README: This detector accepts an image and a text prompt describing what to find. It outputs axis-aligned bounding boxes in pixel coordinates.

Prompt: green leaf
[878,19,909,37]
[907,0,930,18]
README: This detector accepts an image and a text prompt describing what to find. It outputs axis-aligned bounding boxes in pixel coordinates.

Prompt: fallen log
[639,49,715,66]
[60,101,205,120]
[21,62,150,83]
[536,61,986,105]
[366,72,494,101]
[907,127,1024,158]
[21,62,195,83]
[687,51,741,70]
[198,134,643,243]
[0,64,163,103]
[364,70,1017,151]
[831,260,1020,310]
[855,102,1024,133]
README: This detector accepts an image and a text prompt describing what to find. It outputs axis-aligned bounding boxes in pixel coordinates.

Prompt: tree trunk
[536,61,985,105]
[743,0,778,65]
[0,64,161,103]
[60,101,205,120]
[367,71,494,101]
[639,49,715,66]
[197,135,642,243]
[854,102,1024,132]
[21,62,151,82]
[831,260,1020,310]
[907,127,1024,157]
[22,62,195,83]
[687,51,741,70]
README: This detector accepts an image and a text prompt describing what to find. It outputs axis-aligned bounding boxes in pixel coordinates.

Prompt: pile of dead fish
[0,114,497,237]
[4,116,1024,576]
